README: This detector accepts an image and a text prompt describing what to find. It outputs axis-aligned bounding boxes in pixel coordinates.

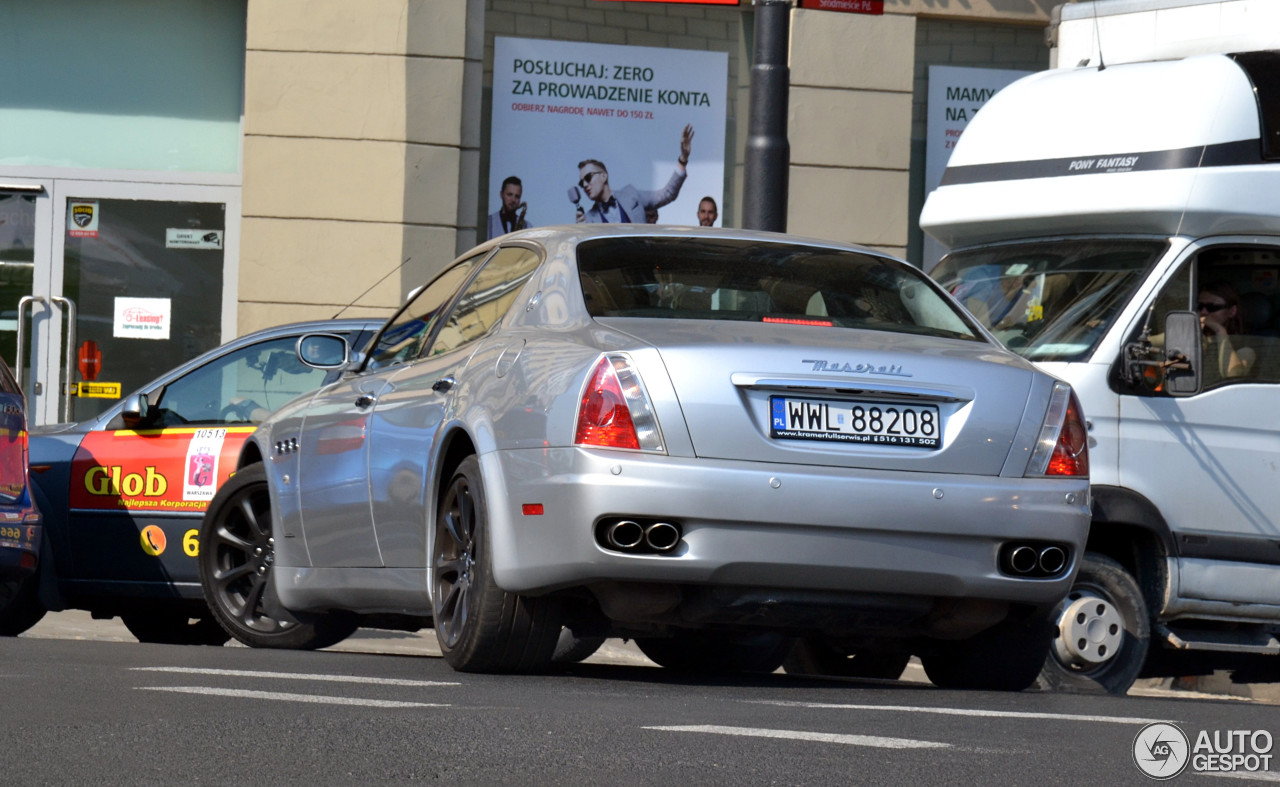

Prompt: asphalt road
[4,624,1280,786]
[23,610,1280,703]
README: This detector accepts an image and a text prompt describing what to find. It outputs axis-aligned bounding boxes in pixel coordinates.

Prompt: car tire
[199,463,357,650]
[0,573,46,636]
[635,630,793,675]
[783,638,911,680]
[1035,552,1149,695]
[552,628,607,664]
[921,615,1053,692]
[432,456,562,673]
[120,610,230,646]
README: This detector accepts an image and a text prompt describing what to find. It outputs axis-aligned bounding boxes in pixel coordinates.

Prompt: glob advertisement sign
[69,427,256,512]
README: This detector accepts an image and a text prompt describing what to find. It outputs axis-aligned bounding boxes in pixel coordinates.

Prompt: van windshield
[930,239,1167,362]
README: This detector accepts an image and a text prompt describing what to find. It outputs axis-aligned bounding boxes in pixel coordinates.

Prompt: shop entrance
[2,180,237,426]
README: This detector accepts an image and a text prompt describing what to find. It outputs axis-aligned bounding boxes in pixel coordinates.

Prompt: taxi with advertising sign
[0,353,41,635]
[0,319,379,644]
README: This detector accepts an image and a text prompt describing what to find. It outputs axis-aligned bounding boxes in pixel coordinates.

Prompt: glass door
[1,181,54,419]
[9,179,239,426]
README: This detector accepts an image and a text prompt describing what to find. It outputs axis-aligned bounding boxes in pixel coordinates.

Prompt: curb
[1132,673,1280,705]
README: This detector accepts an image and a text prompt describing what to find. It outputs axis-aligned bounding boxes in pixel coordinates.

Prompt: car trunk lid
[600,318,1039,476]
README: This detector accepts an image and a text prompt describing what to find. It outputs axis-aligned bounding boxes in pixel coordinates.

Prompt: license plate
[769,396,940,448]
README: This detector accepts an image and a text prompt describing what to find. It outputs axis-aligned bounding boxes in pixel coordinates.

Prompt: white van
[921,51,1280,694]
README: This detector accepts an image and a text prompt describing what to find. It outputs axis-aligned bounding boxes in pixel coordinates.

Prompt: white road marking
[1202,772,1280,782]
[749,700,1168,725]
[138,686,448,708]
[645,725,949,749]
[132,666,458,687]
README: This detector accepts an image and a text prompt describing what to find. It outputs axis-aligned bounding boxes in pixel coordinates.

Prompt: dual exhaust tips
[599,518,683,554]
[1000,542,1069,578]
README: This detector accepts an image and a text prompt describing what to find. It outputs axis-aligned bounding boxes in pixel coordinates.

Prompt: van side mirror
[1162,310,1201,397]
[296,333,350,370]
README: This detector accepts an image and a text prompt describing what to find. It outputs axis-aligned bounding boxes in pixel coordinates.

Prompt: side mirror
[120,392,149,420]
[1163,310,1202,397]
[296,333,350,370]
[116,392,152,429]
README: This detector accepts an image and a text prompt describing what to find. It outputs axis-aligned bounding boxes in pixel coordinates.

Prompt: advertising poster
[923,66,1031,270]
[489,37,728,238]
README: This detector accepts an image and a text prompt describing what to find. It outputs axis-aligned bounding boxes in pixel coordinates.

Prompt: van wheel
[432,456,562,673]
[1036,552,1149,695]
[921,615,1052,692]
[199,463,357,650]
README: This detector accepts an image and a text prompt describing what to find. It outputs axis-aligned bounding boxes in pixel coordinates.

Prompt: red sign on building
[799,0,884,13]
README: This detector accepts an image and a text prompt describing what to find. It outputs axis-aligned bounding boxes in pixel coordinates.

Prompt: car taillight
[574,354,664,452]
[1028,383,1089,477]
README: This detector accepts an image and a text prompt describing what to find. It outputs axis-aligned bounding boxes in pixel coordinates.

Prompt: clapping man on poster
[576,124,694,224]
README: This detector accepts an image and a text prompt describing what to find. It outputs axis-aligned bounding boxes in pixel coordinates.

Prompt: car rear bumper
[484,447,1090,606]
[0,522,41,582]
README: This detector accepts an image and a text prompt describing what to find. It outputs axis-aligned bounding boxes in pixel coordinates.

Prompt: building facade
[1,0,1053,425]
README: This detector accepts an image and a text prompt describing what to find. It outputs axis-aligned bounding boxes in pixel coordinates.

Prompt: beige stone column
[786,9,915,258]
[239,0,482,334]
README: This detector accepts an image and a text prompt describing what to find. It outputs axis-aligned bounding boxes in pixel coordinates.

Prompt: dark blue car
[2,319,379,644]
[0,353,41,635]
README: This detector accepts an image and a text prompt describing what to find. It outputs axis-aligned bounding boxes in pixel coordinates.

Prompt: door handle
[354,393,377,408]
[14,295,46,392]
[432,376,456,392]
[51,296,77,423]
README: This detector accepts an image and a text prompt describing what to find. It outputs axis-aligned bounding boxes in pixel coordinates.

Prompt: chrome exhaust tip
[1038,545,1067,575]
[1009,545,1039,574]
[606,520,644,550]
[644,522,681,552]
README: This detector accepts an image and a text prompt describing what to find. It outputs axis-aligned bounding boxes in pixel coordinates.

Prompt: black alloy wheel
[198,463,356,650]
[432,456,561,673]
[921,614,1054,692]
[433,465,478,654]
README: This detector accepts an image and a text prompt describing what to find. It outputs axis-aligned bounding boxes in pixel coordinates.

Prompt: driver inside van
[1198,281,1255,382]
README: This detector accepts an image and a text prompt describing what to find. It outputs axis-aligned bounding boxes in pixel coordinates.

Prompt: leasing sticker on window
[114,297,171,340]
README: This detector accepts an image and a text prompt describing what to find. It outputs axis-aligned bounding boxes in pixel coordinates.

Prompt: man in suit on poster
[487,175,531,239]
[577,125,694,224]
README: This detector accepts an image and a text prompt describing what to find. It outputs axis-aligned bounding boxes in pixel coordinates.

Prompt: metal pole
[742,0,791,232]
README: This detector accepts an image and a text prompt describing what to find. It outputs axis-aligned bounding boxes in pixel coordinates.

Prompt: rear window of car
[576,237,980,341]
